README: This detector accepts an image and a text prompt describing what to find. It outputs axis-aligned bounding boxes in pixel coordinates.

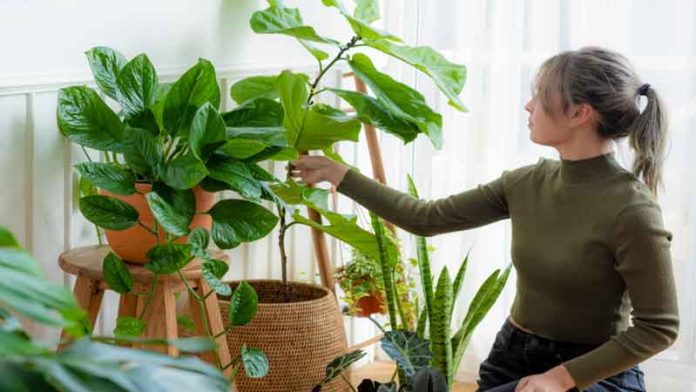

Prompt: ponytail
[628,85,668,197]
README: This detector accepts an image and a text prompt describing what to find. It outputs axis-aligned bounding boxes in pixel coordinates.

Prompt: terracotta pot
[219,280,350,392]
[101,183,215,264]
[354,292,386,318]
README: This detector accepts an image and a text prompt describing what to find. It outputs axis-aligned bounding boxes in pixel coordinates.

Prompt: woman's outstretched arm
[290,155,515,237]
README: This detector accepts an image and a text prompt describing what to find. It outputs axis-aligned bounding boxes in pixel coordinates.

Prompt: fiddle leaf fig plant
[58,47,275,380]
[229,0,467,289]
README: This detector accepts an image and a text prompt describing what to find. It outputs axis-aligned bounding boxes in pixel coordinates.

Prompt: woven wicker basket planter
[219,280,350,392]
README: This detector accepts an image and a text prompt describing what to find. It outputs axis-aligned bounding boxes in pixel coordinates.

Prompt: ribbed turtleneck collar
[559,151,625,185]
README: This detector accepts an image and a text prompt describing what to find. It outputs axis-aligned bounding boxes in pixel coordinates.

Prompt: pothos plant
[313,176,511,391]
[225,0,467,289]
[57,47,278,380]
[0,225,231,391]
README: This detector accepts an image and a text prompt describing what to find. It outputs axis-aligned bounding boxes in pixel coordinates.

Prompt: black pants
[476,319,646,391]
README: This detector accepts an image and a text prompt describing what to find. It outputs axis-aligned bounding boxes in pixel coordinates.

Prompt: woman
[290,47,679,392]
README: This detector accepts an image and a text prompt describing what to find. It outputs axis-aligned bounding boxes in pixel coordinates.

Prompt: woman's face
[524,92,573,147]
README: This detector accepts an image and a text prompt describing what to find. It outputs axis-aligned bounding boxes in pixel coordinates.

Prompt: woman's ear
[568,103,596,127]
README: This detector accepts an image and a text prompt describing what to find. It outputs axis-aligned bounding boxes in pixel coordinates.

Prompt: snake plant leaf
[79,195,139,230]
[85,46,127,100]
[74,162,136,196]
[328,88,419,144]
[240,345,269,378]
[431,267,453,385]
[379,330,432,377]
[348,54,443,149]
[452,248,472,302]
[115,53,158,120]
[163,59,220,137]
[229,281,258,326]
[362,39,467,112]
[208,199,279,249]
[451,264,511,375]
[370,212,399,329]
[57,86,125,152]
[407,174,434,330]
[102,252,133,294]
[230,76,279,105]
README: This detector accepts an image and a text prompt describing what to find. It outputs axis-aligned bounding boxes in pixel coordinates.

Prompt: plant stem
[307,35,360,105]
[138,222,158,236]
[80,146,94,163]
[138,276,159,319]
[277,202,290,301]
[339,373,357,392]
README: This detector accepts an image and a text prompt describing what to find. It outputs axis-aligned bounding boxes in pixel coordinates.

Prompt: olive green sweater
[336,152,679,390]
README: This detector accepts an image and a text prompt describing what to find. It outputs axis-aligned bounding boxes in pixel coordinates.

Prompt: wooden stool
[58,245,232,369]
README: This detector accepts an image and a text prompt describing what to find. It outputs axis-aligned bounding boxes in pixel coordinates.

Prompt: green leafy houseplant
[0,225,231,391]
[57,47,275,380]
[225,0,467,290]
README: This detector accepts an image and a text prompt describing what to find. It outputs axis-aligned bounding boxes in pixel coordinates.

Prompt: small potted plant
[337,247,387,318]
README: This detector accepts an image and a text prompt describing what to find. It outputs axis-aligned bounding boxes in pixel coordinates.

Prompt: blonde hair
[533,46,668,197]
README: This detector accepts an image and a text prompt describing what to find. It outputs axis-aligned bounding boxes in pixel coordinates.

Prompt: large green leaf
[250,6,339,46]
[79,195,139,230]
[122,127,162,178]
[348,54,443,148]
[223,97,284,128]
[431,267,453,386]
[269,179,329,209]
[202,259,228,279]
[354,0,380,23]
[114,316,145,338]
[412,367,448,392]
[224,127,288,161]
[144,243,192,274]
[230,76,279,105]
[295,104,361,151]
[145,191,192,236]
[102,252,132,294]
[208,200,278,249]
[74,162,136,196]
[240,345,268,378]
[228,281,258,326]
[206,154,263,201]
[202,262,231,296]
[190,102,226,160]
[116,53,158,119]
[328,88,419,144]
[163,59,220,136]
[315,350,366,388]
[0,227,19,248]
[363,39,467,111]
[380,330,431,377]
[276,70,309,148]
[160,153,208,190]
[85,46,127,100]
[57,86,125,152]
[322,0,401,41]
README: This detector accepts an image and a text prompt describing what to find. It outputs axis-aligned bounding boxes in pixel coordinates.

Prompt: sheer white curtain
[343,0,696,388]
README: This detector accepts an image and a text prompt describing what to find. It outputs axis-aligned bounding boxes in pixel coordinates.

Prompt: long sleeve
[335,168,512,237]
[563,203,680,390]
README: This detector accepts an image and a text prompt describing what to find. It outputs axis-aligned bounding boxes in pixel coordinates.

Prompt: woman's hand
[515,365,577,392]
[289,155,350,187]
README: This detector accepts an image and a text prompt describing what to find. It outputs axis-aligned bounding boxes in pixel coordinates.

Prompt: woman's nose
[524,100,533,113]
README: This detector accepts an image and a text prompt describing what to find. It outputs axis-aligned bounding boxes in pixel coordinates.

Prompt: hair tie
[637,83,650,96]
